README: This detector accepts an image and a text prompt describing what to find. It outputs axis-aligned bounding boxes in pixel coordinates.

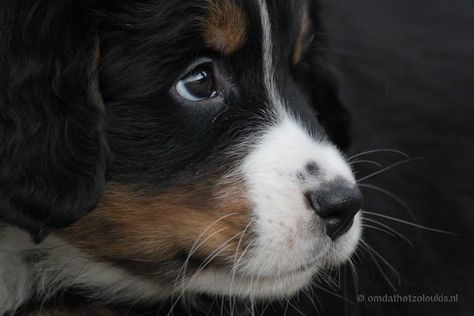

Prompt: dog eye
[175,64,218,101]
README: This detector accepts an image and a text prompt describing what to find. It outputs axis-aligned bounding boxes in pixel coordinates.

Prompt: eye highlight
[175,63,218,102]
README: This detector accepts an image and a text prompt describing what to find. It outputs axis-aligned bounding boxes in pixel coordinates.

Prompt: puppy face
[58,0,362,300]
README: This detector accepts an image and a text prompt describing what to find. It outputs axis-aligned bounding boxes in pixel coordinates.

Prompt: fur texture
[0,0,362,314]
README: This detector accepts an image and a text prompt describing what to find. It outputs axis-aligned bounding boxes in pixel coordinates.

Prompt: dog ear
[0,1,109,242]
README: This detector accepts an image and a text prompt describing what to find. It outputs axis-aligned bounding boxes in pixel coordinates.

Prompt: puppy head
[1,0,361,300]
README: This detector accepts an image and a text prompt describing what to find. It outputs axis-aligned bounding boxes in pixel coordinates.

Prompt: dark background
[307,0,473,315]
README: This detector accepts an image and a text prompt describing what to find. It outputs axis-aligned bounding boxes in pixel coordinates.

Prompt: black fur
[1,0,351,244]
[0,0,108,242]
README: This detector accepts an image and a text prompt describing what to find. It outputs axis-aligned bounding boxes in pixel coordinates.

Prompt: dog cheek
[57,181,253,279]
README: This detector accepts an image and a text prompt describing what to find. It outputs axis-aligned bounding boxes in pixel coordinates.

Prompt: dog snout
[306,182,362,240]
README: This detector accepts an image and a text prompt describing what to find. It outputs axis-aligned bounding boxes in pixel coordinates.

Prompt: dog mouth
[182,264,319,299]
[174,182,361,300]
[234,259,321,282]
[179,243,341,299]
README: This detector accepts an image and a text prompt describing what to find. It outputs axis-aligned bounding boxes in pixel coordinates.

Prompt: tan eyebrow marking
[202,0,247,55]
[293,11,310,64]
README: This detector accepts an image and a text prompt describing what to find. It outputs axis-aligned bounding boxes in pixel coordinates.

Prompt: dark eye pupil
[175,63,219,102]
[184,69,214,99]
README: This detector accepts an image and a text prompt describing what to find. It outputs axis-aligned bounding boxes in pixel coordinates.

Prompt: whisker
[165,299,179,316]
[351,246,363,265]
[313,283,353,304]
[362,218,414,248]
[204,296,218,316]
[231,220,254,276]
[188,231,243,286]
[250,297,256,316]
[172,227,228,303]
[357,157,424,183]
[359,183,417,223]
[325,266,341,291]
[168,213,238,316]
[325,273,339,291]
[220,296,226,316]
[359,241,398,291]
[282,299,290,316]
[302,287,321,315]
[350,159,383,168]
[259,301,272,316]
[229,221,254,313]
[362,211,458,235]
[336,266,342,290]
[348,149,410,161]
[169,232,242,316]
[287,299,308,316]
[362,224,396,237]
[361,240,401,287]
[347,258,359,294]
[176,213,238,291]
[231,239,255,277]
[310,284,323,315]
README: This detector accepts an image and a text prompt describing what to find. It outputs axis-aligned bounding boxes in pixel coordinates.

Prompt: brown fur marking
[59,178,253,281]
[202,0,247,54]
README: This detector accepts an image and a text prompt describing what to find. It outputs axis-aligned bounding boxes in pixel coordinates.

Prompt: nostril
[324,196,361,240]
[306,184,362,240]
[305,192,320,213]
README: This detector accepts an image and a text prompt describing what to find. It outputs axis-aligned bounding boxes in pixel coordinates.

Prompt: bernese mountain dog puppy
[0,0,361,314]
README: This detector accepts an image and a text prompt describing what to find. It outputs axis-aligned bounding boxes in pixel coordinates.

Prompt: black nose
[306,183,362,240]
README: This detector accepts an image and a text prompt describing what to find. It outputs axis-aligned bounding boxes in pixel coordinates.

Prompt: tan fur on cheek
[202,0,247,54]
[58,180,253,277]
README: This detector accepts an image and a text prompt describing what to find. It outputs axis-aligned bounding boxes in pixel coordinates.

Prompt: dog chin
[185,264,318,299]
[185,215,362,300]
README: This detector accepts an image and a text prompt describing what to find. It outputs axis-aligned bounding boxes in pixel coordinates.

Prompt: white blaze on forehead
[258,0,286,116]
[232,1,359,279]
[254,0,354,183]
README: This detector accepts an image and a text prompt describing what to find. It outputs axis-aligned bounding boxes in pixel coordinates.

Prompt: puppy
[0,0,361,314]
